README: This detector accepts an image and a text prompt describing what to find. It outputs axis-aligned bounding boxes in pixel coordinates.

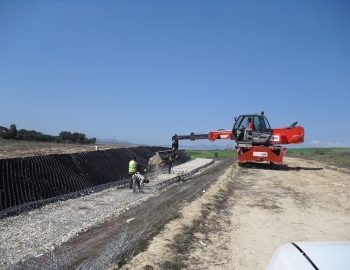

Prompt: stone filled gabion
[0,146,191,216]
[0,158,214,268]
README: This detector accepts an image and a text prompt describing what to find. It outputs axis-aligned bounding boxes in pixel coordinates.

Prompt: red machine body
[270,125,305,145]
[172,112,305,165]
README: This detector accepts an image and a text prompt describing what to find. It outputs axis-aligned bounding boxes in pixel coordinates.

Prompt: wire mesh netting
[9,247,76,270]
[0,146,191,218]
[8,223,147,270]
[75,224,146,270]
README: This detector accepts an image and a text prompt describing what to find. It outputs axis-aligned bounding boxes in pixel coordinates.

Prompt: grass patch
[158,256,187,270]
[185,147,350,168]
[286,148,350,167]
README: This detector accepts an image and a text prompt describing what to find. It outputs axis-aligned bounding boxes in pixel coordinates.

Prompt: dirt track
[119,157,350,269]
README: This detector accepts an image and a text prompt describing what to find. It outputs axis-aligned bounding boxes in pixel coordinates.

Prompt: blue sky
[1,0,349,148]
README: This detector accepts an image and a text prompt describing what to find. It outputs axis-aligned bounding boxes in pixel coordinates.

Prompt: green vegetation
[183,149,236,159]
[0,124,96,144]
[285,148,350,166]
[184,148,350,167]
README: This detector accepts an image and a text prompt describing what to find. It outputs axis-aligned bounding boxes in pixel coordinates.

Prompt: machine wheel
[237,162,246,167]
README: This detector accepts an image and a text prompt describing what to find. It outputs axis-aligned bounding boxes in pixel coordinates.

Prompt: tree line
[0,124,96,144]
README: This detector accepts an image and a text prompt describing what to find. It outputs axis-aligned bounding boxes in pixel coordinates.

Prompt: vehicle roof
[266,241,350,270]
[238,114,264,117]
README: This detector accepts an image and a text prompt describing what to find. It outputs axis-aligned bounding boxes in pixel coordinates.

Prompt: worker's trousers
[162,162,172,174]
[132,175,141,194]
[129,172,135,189]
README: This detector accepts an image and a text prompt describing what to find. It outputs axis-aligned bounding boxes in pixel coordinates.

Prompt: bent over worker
[128,157,137,189]
[132,172,148,194]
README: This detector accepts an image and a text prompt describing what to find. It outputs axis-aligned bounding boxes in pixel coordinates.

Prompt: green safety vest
[129,160,136,173]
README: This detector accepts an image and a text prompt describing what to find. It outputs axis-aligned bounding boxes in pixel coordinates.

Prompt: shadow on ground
[239,162,323,171]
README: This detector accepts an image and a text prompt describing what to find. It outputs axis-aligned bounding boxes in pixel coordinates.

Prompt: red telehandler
[171,111,305,165]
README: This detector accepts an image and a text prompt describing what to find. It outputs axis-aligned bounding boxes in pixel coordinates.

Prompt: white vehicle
[266,241,350,270]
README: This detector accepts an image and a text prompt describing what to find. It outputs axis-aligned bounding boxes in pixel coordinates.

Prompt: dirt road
[120,157,350,269]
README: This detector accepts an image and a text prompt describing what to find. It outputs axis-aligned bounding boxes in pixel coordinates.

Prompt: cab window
[234,116,255,129]
[253,117,260,131]
[261,117,271,131]
[233,116,244,129]
[251,116,271,132]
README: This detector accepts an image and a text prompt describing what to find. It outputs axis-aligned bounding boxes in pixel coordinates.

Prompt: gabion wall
[0,146,191,217]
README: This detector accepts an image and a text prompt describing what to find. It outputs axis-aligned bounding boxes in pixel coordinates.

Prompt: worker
[162,149,176,174]
[132,172,147,194]
[244,117,254,141]
[136,161,142,173]
[162,157,172,174]
[132,172,145,194]
[136,161,148,186]
[247,117,253,129]
[128,157,137,189]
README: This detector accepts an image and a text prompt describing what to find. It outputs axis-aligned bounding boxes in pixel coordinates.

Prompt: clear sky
[1,0,349,148]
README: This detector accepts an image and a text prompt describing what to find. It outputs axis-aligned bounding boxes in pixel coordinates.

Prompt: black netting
[0,146,191,218]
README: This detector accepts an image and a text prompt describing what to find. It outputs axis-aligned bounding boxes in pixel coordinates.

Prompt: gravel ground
[0,158,213,268]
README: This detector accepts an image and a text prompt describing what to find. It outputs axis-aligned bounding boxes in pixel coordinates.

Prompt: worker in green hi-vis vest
[128,157,137,189]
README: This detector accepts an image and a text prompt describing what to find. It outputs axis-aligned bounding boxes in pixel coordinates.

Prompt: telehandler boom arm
[172,130,233,150]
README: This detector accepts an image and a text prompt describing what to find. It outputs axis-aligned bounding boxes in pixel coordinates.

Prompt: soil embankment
[119,157,350,269]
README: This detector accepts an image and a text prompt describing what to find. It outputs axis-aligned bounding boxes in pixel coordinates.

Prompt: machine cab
[232,114,272,145]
